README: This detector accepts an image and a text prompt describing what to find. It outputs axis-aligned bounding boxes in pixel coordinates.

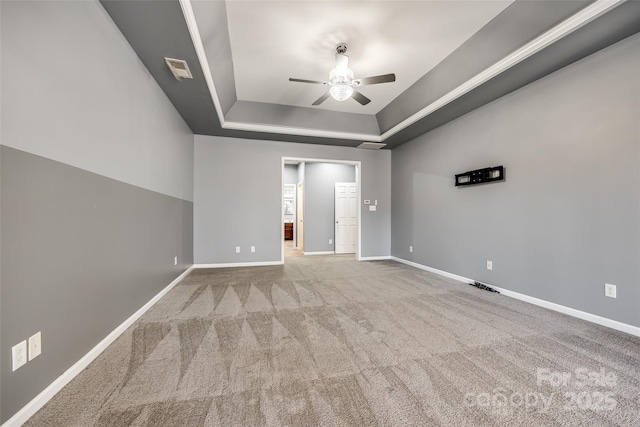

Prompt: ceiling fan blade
[289,78,328,85]
[312,92,331,106]
[335,53,349,68]
[354,73,396,86]
[351,90,371,106]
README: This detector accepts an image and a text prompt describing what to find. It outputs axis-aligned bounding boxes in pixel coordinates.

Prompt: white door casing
[297,182,304,251]
[335,182,357,254]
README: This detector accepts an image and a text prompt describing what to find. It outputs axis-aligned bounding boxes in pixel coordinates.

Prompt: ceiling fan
[289,43,396,106]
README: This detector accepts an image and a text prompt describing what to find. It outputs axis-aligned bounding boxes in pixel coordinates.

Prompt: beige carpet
[25,248,640,426]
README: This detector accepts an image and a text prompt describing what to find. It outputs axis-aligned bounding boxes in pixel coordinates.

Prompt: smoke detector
[164,57,193,81]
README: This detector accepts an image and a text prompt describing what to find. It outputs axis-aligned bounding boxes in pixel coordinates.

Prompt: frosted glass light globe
[329,66,354,101]
[329,84,354,101]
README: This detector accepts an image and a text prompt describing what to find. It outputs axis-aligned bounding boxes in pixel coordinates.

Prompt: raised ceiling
[226,0,514,114]
[100,0,640,149]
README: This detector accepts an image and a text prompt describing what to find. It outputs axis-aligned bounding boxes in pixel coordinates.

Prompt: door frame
[296,182,303,250]
[281,157,362,263]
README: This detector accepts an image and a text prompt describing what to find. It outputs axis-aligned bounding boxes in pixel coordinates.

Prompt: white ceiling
[225,0,515,114]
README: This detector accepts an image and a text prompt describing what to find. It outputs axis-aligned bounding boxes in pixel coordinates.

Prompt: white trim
[178,0,226,127]
[2,267,194,427]
[284,157,362,166]
[359,256,392,261]
[223,121,381,142]
[391,257,473,284]
[303,251,336,256]
[281,157,285,264]
[193,261,283,268]
[379,0,625,141]
[180,0,624,143]
[390,257,640,338]
[489,284,640,337]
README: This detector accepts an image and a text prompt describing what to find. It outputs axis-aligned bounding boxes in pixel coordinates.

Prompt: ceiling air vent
[164,57,193,81]
[357,142,387,149]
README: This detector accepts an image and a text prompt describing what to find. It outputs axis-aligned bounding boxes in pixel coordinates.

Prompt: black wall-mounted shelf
[455,166,504,187]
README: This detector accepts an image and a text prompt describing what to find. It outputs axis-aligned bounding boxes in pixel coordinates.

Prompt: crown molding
[180,0,625,144]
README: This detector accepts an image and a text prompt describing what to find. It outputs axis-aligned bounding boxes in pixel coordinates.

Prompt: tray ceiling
[100,0,640,148]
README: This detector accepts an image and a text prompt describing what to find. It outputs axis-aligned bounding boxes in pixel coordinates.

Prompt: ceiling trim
[380,0,625,141]
[178,0,226,127]
[180,0,624,143]
[223,120,382,142]
[180,0,381,142]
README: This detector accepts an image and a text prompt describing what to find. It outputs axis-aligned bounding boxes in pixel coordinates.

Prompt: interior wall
[284,164,298,185]
[194,136,391,264]
[0,1,194,422]
[304,164,356,253]
[391,33,640,328]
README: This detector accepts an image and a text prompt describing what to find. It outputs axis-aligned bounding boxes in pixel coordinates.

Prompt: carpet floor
[25,249,640,426]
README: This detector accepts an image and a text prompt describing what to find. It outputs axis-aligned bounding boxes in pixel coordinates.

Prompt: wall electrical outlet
[174,256,177,266]
[29,332,42,361]
[409,245,413,253]
[12,341,27,371]
[235,246,241,253]
[486,260,493,270]
[604,283,616,298]
[251,246,256,253]
[329,239,332,245]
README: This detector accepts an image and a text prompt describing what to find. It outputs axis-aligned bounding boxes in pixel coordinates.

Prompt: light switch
[29,332,42,361]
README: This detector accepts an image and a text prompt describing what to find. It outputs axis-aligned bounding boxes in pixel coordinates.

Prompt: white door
[297,182,304,250]
[335,182,357,254]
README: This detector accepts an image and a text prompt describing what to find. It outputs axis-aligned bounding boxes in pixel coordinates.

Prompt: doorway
[281,157,362,263]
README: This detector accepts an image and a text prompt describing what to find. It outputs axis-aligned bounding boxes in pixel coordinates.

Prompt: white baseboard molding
[2,267,194,427]
[359,256,392,261]
[193,260,283,268]
[390,257,640,338]
[303,251,335,256]
[391,257,473,284]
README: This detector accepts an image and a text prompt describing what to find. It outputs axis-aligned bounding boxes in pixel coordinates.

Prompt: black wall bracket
[455,166,504,187]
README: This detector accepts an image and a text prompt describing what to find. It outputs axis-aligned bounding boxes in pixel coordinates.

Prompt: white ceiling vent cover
[164,57,193,80]
[357,142,387,149]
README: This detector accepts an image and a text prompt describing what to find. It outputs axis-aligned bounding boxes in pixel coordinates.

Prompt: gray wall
[304,164,356,253]
[194,136,391,263]
[226,100,381,135]
[284,164,298,185]
[391,33,640,328]
[0,1,194,422]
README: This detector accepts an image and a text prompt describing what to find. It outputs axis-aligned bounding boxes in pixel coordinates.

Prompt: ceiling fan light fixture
[289,43,395,106]
[330,83,353,101]
[329,66,354,101]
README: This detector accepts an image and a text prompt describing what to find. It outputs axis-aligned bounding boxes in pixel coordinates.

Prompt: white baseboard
[391,257,472,283]
[193,261,283,268]
[390,257,640,338]
[303,251,335,256]
[2,267,194,427]
[359,256,392,261]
